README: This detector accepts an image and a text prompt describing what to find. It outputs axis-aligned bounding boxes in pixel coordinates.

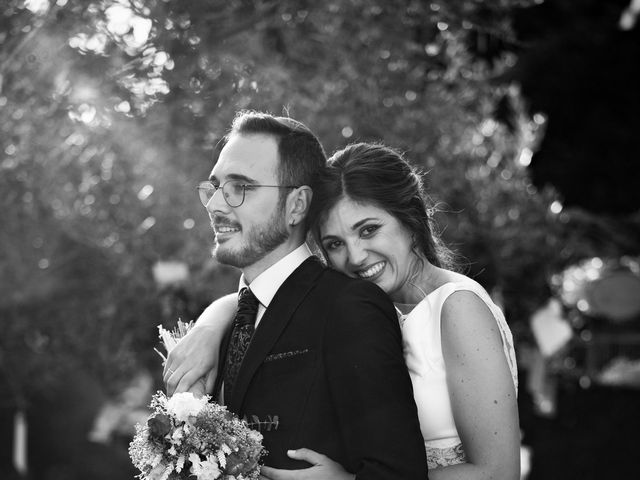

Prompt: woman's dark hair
[308,143,455,270]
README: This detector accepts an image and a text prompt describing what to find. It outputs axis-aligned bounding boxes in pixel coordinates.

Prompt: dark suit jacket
[215,256,428,479]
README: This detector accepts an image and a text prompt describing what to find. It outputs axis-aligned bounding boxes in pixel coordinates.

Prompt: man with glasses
[165,111,428,478]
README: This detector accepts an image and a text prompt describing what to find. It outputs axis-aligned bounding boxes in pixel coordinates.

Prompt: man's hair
[224,110,327,195]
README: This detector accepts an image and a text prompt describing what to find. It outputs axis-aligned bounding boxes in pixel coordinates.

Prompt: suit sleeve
[324,280,429,480]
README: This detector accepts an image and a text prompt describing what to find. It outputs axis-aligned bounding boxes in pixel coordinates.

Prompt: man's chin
[213,244,248,268]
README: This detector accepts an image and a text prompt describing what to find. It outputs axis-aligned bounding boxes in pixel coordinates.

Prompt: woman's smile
[355,261,386,280]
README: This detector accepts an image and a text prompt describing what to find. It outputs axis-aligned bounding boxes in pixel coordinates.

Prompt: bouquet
[129,321,266,480]
[129,391,265,480]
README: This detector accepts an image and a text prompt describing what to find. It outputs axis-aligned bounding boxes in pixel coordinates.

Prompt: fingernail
[287,450,296,455]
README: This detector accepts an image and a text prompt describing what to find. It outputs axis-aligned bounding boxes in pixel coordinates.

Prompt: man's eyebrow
[208,173,256,183]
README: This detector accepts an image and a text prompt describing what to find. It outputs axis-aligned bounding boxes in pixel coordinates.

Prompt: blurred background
[1,0,640,478]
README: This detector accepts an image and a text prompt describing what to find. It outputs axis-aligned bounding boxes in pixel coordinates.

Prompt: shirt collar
[239,243,313,308]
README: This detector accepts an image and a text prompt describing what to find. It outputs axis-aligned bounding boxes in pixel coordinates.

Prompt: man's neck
[242,239,306,284]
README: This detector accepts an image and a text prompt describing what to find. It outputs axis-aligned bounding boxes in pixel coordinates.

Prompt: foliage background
[1,0,639,478]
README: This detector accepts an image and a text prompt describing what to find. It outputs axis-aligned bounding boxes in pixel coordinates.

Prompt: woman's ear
[287,186,313,227]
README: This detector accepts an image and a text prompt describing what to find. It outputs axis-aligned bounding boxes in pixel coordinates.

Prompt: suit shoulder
[317,268,387,298]
[315,270,397,324]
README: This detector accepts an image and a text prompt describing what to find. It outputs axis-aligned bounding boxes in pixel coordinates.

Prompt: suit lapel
[229,256,324,412]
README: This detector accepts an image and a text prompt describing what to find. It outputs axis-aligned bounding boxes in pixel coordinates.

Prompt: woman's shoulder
[437,270,484,290]
[424,271,489,304]
[440,288,493,322]
[436,273,499,319]
[424,272,503,334]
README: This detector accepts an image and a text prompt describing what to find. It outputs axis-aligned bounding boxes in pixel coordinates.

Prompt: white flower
[172,426,184,442]
[216,448,226,468]
[151,453,164,467]
[148,462,173,480]
[189,453,201,467]
[166,392,208,422]
[190,454,221,480]
[176,454,186,473]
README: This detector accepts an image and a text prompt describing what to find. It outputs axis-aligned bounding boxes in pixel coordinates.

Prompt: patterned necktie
[223,287,260,403]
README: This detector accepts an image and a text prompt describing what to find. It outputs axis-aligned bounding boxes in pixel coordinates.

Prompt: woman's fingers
[164,362,186,395]
[260,466,297,480]
[259,450,352,480]
[287,448,329,465]
[163,326,219,395]
[184,377,208,398]
[164,347,189,394]
[164,363,214,397]
[174,369,208,395]
[164,361,185,396]
[205,369,217,394]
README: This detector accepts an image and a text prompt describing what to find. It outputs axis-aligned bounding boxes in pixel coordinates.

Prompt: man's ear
[287,186,313,226]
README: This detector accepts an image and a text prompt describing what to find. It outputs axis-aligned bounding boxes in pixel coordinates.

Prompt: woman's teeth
[358,262,385,279]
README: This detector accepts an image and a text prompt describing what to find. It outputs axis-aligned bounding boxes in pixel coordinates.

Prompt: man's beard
[213,207,289,268]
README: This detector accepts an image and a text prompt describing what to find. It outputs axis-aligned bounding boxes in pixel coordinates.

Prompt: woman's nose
[346,241,367,267]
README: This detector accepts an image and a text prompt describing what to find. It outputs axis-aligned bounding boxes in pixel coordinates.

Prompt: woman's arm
[432,290,520,480]
[260,449,354,480]
[163,293,237,396]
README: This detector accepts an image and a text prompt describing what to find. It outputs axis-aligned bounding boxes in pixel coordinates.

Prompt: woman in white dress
[164,143,520,480]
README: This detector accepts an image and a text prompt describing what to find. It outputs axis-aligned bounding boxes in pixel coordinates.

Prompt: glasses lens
[221,181,245,207]
[197,183,215,206]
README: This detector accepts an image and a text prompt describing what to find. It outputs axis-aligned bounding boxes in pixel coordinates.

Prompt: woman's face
[319,196,417,296]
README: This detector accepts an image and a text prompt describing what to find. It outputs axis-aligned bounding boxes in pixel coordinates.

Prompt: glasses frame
[197,180,299,208]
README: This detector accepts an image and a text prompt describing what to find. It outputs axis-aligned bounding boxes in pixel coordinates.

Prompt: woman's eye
[324,240,342,251]
[360,225,380,237]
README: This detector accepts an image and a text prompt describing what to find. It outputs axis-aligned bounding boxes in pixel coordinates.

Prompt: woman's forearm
[194,292,238,330]
[164,292,238,395]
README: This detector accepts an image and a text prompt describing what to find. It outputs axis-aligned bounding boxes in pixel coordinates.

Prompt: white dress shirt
[238,243,313,327]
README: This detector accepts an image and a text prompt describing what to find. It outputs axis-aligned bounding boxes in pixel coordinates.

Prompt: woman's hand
[260,449,354,480]
[163,293,238,396]
[163,324,220,396]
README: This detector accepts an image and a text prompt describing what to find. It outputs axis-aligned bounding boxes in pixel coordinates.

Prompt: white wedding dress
[398,280,518,469]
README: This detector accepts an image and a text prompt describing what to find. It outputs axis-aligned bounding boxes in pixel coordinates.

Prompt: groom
[199,111,427,478]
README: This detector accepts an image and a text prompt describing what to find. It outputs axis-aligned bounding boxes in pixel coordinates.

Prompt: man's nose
[206,186,229,215]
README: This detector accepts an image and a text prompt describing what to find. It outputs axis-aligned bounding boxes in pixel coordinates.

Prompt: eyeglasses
[197,180,299,208]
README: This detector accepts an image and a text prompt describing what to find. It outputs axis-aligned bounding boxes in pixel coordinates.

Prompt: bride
[165,143,520,480]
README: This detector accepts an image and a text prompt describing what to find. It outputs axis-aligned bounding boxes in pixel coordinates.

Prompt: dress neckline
[394,282,457,315]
